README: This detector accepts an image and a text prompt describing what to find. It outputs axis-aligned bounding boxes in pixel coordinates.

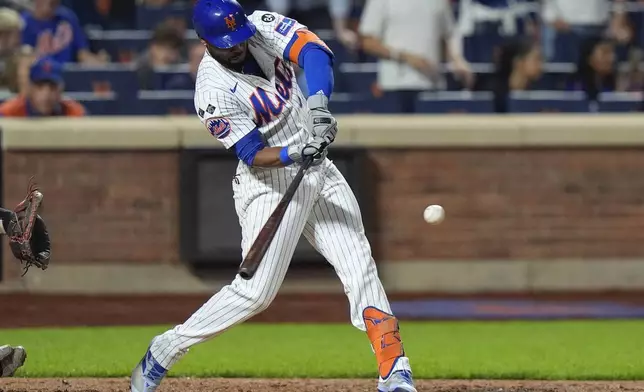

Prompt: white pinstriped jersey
[150,9,414,384]
[194,11,311,151]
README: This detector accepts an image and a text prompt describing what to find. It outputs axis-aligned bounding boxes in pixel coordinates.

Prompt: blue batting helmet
[192,0,257,49]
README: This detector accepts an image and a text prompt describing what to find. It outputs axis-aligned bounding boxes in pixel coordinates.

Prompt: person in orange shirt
[0,56,86,117]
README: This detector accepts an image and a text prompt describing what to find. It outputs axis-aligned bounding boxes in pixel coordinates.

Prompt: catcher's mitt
[8,177,50,276]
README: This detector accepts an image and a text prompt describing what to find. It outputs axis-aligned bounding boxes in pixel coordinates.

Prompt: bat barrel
[236,156,314,281]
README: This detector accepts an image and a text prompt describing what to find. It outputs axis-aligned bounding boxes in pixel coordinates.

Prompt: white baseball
[423,205,445,225]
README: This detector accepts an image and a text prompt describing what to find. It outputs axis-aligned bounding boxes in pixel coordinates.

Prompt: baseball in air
[423,205,445,225]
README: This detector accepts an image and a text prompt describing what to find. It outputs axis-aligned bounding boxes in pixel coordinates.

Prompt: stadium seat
[63,64,139,97]
[416,92,494,113]
[359,93,407,113]
[328,93,365,113]
[336,63,377,93]
[532,63,575,90]
[90,31,150,63]
[66,92,120,115]
[136,90,194,115]
[597,92,643,113]
[507,91,590,113]
[88,30,199,63]
[150,65,193,90]
[136,4,191,30]
[463,25,505,63]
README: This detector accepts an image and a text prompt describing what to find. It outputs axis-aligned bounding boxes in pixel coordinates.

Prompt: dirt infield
[2,378,644,392]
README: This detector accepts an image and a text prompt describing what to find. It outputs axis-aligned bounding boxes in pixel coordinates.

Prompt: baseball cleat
[0,345,27,377]
[377,369,418,392]
[130,349,167,392]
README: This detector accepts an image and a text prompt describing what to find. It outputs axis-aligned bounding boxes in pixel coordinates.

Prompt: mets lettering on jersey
[250,59,294,126]
[207,117,232,139]
[193,10,312,150]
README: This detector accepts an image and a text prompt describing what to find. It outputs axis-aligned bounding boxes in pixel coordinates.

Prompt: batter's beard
[206,43,247,73]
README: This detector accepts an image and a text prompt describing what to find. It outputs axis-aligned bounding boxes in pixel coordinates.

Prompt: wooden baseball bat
[238,156,314,280]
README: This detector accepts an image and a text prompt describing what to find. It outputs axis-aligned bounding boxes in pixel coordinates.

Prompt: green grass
[2,321,644,379]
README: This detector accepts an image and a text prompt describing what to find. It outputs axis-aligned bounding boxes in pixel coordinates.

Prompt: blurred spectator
[265,0,358,50]
[21,0,109,64]
[359,0,473,113]
[492,37,543,113]
[0,45,36,94]
[540,0,631,62]
[457,0,538,63]
[0,0,31,9]
[0,7,23,66]
[165,42,205,90]
[617,46,644,92]
[607,0,633,44]
[570,36,617,108]
[135,0,194,31]
[136,22,184,89]
[0,56,86,116]
[60,0,137,30]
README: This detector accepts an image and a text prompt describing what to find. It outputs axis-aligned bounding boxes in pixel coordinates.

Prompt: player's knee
[245,290,277,314]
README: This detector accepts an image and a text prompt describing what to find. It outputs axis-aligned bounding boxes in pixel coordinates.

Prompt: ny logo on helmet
[225,14,236,30]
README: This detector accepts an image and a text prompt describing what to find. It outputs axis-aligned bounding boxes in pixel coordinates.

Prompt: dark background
[179,148,368,273]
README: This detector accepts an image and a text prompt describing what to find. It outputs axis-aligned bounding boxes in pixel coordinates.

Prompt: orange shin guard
[362,307,404,379]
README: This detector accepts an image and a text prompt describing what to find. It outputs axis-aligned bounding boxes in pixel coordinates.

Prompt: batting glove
[287,137,328,166]
[307,91,337,146]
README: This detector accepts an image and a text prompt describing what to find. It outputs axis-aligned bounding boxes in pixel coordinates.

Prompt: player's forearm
[235,130,290,168]
[360,36,402,61]
[446,33,466,65]
[251,147,289,168]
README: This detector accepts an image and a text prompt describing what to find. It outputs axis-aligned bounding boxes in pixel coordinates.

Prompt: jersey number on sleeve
[250,59,294,127]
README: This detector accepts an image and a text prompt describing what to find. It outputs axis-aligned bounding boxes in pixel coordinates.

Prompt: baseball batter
[130,1,416,391]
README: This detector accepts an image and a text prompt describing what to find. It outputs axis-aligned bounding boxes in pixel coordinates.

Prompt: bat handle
[239,268,252,280]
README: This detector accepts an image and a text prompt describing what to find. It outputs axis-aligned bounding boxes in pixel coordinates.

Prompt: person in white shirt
[358,0,474,113]
[457,0,537,63]
[541,0,631,62]
[265,0,359,95]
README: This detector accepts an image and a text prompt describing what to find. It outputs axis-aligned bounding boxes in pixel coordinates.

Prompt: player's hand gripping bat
[238,156,314,280]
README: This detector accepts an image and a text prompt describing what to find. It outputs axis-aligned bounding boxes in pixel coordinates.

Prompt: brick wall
[373,148,644,261]
[4,147,644,279]
[2,151,180,275]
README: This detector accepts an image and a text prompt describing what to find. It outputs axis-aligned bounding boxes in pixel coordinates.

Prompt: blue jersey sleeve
[234,128,266,166]
[283,29,335,99]
[298,43,334,99]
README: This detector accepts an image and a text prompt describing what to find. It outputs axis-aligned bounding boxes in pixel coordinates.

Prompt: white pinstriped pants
[151,159,393,369]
